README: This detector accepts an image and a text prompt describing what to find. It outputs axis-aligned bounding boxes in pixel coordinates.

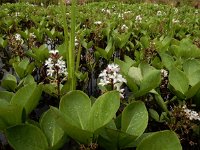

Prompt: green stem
[69,0,76,90]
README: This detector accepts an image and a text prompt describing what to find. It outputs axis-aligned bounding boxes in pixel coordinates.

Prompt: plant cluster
[0,1,200,150]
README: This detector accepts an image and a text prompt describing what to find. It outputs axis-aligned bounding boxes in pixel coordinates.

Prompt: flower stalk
[61,0,76,91]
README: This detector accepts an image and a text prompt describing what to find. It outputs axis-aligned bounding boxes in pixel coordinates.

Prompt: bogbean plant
[0,1,200,150]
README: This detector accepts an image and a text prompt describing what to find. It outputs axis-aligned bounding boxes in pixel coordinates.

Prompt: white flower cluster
[121,24,128,31]
[135,15,142,23]
[94,21,102,25]
[75,37,79,46]
[14,33,24,44]
[157,11,162,16]
[98,63,127,98]
[161,69,168,78]
[15,34,22,41]
[101,8,111,14]
[172,18,180,23]
[45,50,68,78]
[183,105,200,121]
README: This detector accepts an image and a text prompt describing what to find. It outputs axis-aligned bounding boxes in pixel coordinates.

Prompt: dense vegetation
[0,1,200,150]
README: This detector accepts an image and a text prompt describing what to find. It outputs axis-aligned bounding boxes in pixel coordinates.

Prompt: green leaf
[137,130,182,150]
[87,91,120,132]
[160,53,174,70]
[0,104,22,131]
[0,91,14,102]
[183,59,200,86]
[11,83,42,116]
[13,58,29,79]
[128,67,142,85]
[6,124,48,150]
[121,101,148,137]
[140,36,150,49]
[169,67,189,95]
[99,128,137,150]
[149,109,159,122]
[40,109,68,149]
[1,74,17,91]
[186,81,200,99]
[140,69,161,92]
[60,90,91,129]
[95,46,108,60]
[50,107,93,144]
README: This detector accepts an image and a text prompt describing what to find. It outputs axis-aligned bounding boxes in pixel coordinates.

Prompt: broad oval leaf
[121,101,148,137]
[50,107,93,144]
[169,67,189,95]
[137,130,182,150]
[40,109,67,149]
[87,91,120,132]
[183,59,200,86]
[6,124,48,150]
[59,90,91,129]
[0,91,14,102]
[10,83,42,116]
[99,127,137,150]
[1,74,17,91]
[0,104,22,131]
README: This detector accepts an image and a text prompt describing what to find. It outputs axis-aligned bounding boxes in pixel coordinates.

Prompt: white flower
[94,21,102,25]
[135,15,142,23]
[75,37,79,46]
[49,49,59,55]
[161,69,168,78]
[172,19,179,23]
[101,9,111,14]
[157,11,162,16]
[15,12,20,17]
[118,13,124,19]
[47,67,54,77]
[98,63,127,98]
[183,105,200,121]
[15,34,22,41]
[195,10,198,14]
[45,51,68,78]
[121,24,128,31]
[124,11,132,14]
[107,63,120,72]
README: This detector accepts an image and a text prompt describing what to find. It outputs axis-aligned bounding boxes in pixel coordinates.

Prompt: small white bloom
[124,11,132,14]
[75,37,79,46]
[195,10,198,14]
[94,21,102,25]
[121,24,128,31]
[157,11,162,16]
[118,13,124,19]
[49,49,59,55]
[15,12,20,17]
[161,69,168,78]
[135,15,142,23]
[15,34,22,41]
[183,105,200,121]
[172,19,179,23]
